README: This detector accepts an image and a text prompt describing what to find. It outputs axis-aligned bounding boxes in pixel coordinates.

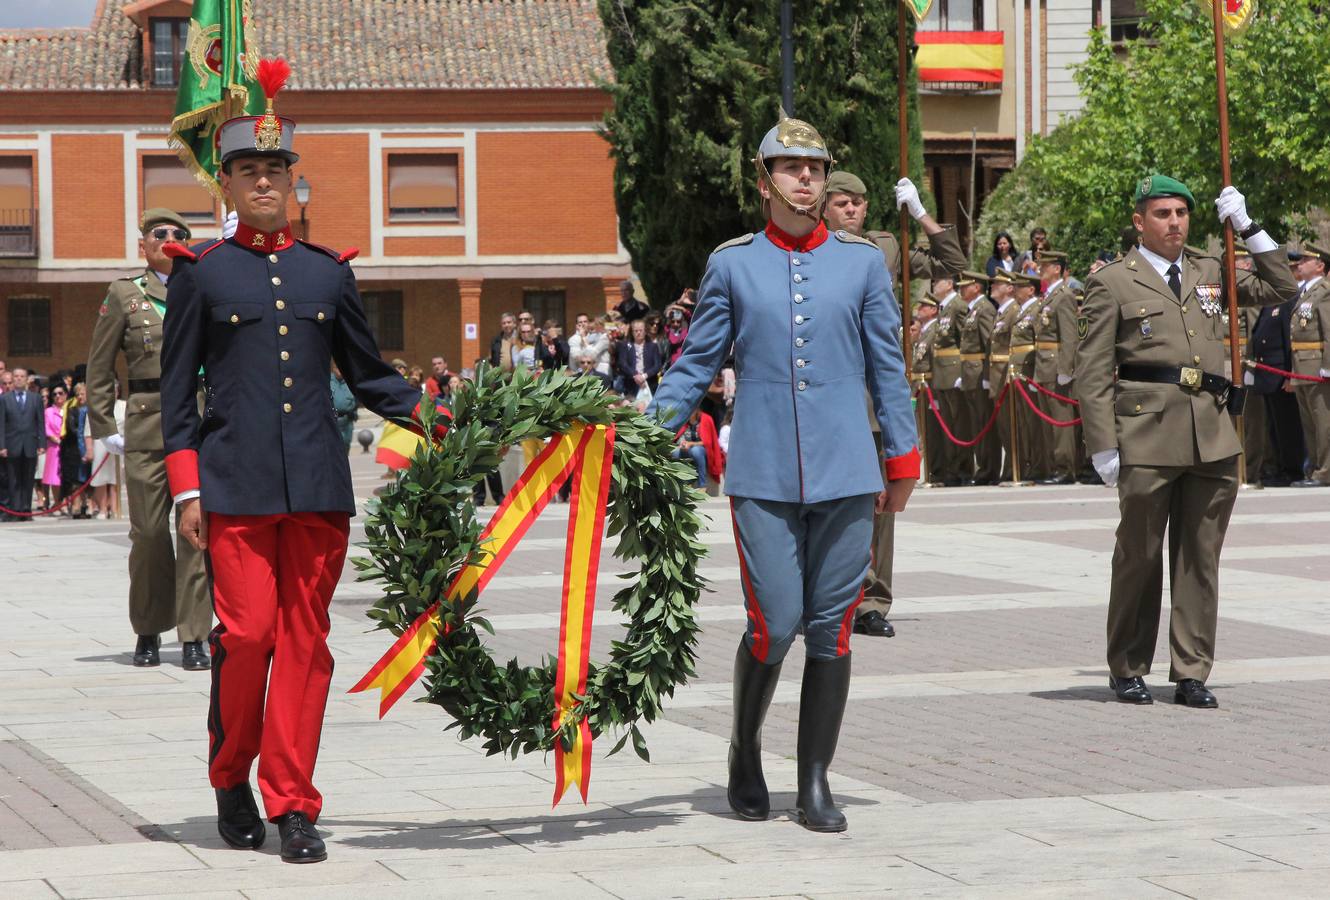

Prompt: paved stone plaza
[3,446,1330,898]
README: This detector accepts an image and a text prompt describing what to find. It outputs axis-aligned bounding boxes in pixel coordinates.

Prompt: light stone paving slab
[1149,869,1330,898]
[47,861,402,899]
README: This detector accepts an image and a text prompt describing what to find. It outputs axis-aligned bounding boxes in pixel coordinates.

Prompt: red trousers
[206,511,349,822]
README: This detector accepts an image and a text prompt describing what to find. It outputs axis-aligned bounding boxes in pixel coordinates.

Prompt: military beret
[1037,249,1068,264]
[1306,243,1330,266]
[1134,174,1195,211]
[823,170,867,196]
[955,270,990,286]
[139,207,190,237]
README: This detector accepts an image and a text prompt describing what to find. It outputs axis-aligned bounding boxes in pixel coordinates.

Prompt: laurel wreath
[357,365,706,761]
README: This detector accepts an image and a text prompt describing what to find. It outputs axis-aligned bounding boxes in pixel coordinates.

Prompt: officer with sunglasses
[85,208,213,670]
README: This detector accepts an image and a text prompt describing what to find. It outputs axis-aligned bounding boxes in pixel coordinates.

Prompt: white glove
[1243,371,1255,386]
[954,377,962,389]
[103,433,125,456]
[981,380,991,390]
[222,210,238,239]
[1092,448,1120,487]
[1215,186,1252,232]
[895,178,928,221]
[1056,374,1073,386]
[1320,369,1330,379]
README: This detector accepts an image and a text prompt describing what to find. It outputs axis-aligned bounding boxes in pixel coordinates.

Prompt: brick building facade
[0,0,630,378]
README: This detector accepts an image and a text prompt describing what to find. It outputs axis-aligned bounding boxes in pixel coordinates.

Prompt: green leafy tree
[598,0,925,305]
[975,0,1330,272]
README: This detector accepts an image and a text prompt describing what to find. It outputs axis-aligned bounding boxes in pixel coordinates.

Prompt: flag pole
[1209,0,1246,485]
[897,0,914,379]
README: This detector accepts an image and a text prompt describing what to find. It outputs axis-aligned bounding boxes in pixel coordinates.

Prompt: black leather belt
[128,378,160,394]
[1118,363,1231,398]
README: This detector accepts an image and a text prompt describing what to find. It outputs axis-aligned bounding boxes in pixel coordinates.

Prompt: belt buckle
[1179,366,1203,389]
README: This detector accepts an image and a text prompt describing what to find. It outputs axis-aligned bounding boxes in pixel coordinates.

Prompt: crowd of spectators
[0,360,120,521]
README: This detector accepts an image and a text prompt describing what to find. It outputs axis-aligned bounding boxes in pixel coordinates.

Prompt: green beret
[823,170,867,196]
[1134,174,1195,211]
[139,207,190,237]
[955,269,990,286]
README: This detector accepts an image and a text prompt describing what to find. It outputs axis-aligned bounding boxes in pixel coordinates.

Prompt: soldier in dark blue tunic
[160,61,440,864]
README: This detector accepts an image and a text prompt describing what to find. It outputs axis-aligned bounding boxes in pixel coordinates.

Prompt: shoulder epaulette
[298,237,359,264]
[833,229,877,248]
[712,233,754,254]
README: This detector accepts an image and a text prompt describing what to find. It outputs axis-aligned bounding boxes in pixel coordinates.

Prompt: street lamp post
[780,0,794,114]
[294,175,311,240]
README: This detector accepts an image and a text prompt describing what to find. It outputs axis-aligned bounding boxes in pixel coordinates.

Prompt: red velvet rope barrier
[921,382,1009,447]
[0,456,110,518]
[1014,378,1082,427]
[1247,361,1327,383]
[1024,378,1080,406]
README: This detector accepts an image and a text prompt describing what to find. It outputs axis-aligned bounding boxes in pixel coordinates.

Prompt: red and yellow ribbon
[350,422,616,806]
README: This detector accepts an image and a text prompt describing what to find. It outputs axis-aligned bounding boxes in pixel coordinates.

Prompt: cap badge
[1140,177,1153,195]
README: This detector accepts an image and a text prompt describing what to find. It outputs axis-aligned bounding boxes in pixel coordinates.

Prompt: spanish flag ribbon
[351,423,616,804]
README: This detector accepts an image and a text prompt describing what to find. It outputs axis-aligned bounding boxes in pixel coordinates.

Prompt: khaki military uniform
[1222,306,1265,481]
[929,293,970,484]
[1289,277,1330,483]
[1007,298,1044,479]
[957,295,998,482]
[1033,281,1080,479]
[912,318,941,482]
[869,226,968,287]
[988,299,1022,481]
[1076,245,1297,682]
[86,270,212,642]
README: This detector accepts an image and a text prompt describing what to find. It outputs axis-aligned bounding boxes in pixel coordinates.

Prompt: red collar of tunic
[764,219,828,253]
[232,221,296,253]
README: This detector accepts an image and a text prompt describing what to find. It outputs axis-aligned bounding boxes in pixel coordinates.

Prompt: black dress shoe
[1038,475,1075,485]
[275,812,327,863]
[216,784,266,849]
[1109,675,1153,704]
[943,478,963,488]
[1077,473,1103,485]
[182,641,211,671]
[1262,476,1292,487]
[1292,479,1330,488]
[853,610,895,637]
[1174,679,1218,709]
[132,634,160,667]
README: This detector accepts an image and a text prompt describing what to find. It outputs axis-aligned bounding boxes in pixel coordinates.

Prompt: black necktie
[1167,263,1182,300]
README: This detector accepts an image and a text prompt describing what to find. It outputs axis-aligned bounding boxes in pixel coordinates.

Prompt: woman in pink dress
[41,384,66,506]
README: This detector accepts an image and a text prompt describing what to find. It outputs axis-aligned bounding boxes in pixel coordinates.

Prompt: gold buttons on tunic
[275,300,286,310]
[1135,404,1142,412]
[1193,355,1201,364]
[279,325,288,335]
[280,350,289,361]
[269,254,279,264]
[1181,305,1188,313]
[317,311,325,321]
[283,377,293,388]
[283,403,292,413]
[1139,307,1147,315]
[1188,329,1196,337]
[271,276,282,286]
[230,314,239,323]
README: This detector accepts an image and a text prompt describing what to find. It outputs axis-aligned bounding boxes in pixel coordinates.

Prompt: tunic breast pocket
[1119,299,1166,341]
[292,302,337,327]
[209,302,264,327]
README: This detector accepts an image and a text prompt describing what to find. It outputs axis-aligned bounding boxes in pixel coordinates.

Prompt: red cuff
[883,446,921,482]
[165,449,200,495]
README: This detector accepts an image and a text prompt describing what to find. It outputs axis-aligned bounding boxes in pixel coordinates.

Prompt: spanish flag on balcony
[915,31,1004,84]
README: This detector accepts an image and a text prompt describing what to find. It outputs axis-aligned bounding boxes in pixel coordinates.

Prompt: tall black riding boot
[727,640,783,820]
[796,653,852,833]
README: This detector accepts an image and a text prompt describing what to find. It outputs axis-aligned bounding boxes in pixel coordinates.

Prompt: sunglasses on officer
[148,227,190,242]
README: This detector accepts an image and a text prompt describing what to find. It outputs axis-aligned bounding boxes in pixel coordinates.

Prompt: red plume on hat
[253,58,291,151]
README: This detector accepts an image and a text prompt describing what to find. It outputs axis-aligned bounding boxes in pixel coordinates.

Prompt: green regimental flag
[902,0,934,22]
[167,0,263,200]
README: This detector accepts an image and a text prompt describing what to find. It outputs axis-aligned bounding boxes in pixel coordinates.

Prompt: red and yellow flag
[1200,0,1257,37]
[351,422,616,805]
[914,31,1004,84]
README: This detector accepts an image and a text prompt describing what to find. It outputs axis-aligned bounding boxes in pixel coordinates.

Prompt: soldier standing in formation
[1077,175,1296,708]
[987,270,1021,481]
[1288,244,1330,486]
[928,275,966,486]
[160,63,442,863]
[821,169,965,637]
[85,209,213,670]
[955,271,997,484]
[1007,273,1045,480]
[650,110,918,833]
[1033,251,1079,484]
[913,294,943,477]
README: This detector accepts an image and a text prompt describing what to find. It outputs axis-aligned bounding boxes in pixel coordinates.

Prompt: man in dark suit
[1250,251,1306,485]
[614,318,663,397]
[0,367,42,520]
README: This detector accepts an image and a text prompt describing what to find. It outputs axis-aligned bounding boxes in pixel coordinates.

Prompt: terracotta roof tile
[0,0,610,91]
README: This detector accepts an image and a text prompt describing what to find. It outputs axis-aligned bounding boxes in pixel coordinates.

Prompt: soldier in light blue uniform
[650,111,919,833]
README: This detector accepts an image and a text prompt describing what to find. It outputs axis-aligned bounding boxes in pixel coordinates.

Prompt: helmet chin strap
[756,156,829,219]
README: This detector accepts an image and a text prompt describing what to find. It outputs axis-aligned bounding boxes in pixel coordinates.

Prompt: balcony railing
[0,208,37,258]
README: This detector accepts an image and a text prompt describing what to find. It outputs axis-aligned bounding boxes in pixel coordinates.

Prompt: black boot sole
[218,828,265,850]
[282,850,327,864]
[796,809,847,833]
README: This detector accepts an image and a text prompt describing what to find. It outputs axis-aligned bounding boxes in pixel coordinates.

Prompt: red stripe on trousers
[729,500,770,662]
[206,510,349,822]
[837,588,864,657]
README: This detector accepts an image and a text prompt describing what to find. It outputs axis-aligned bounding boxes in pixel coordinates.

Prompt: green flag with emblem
[902,0,934,22]
[167,0,263,200]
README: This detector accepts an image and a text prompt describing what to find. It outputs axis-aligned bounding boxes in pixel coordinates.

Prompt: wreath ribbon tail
[552,424,615,807]
[349,602,443,719]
